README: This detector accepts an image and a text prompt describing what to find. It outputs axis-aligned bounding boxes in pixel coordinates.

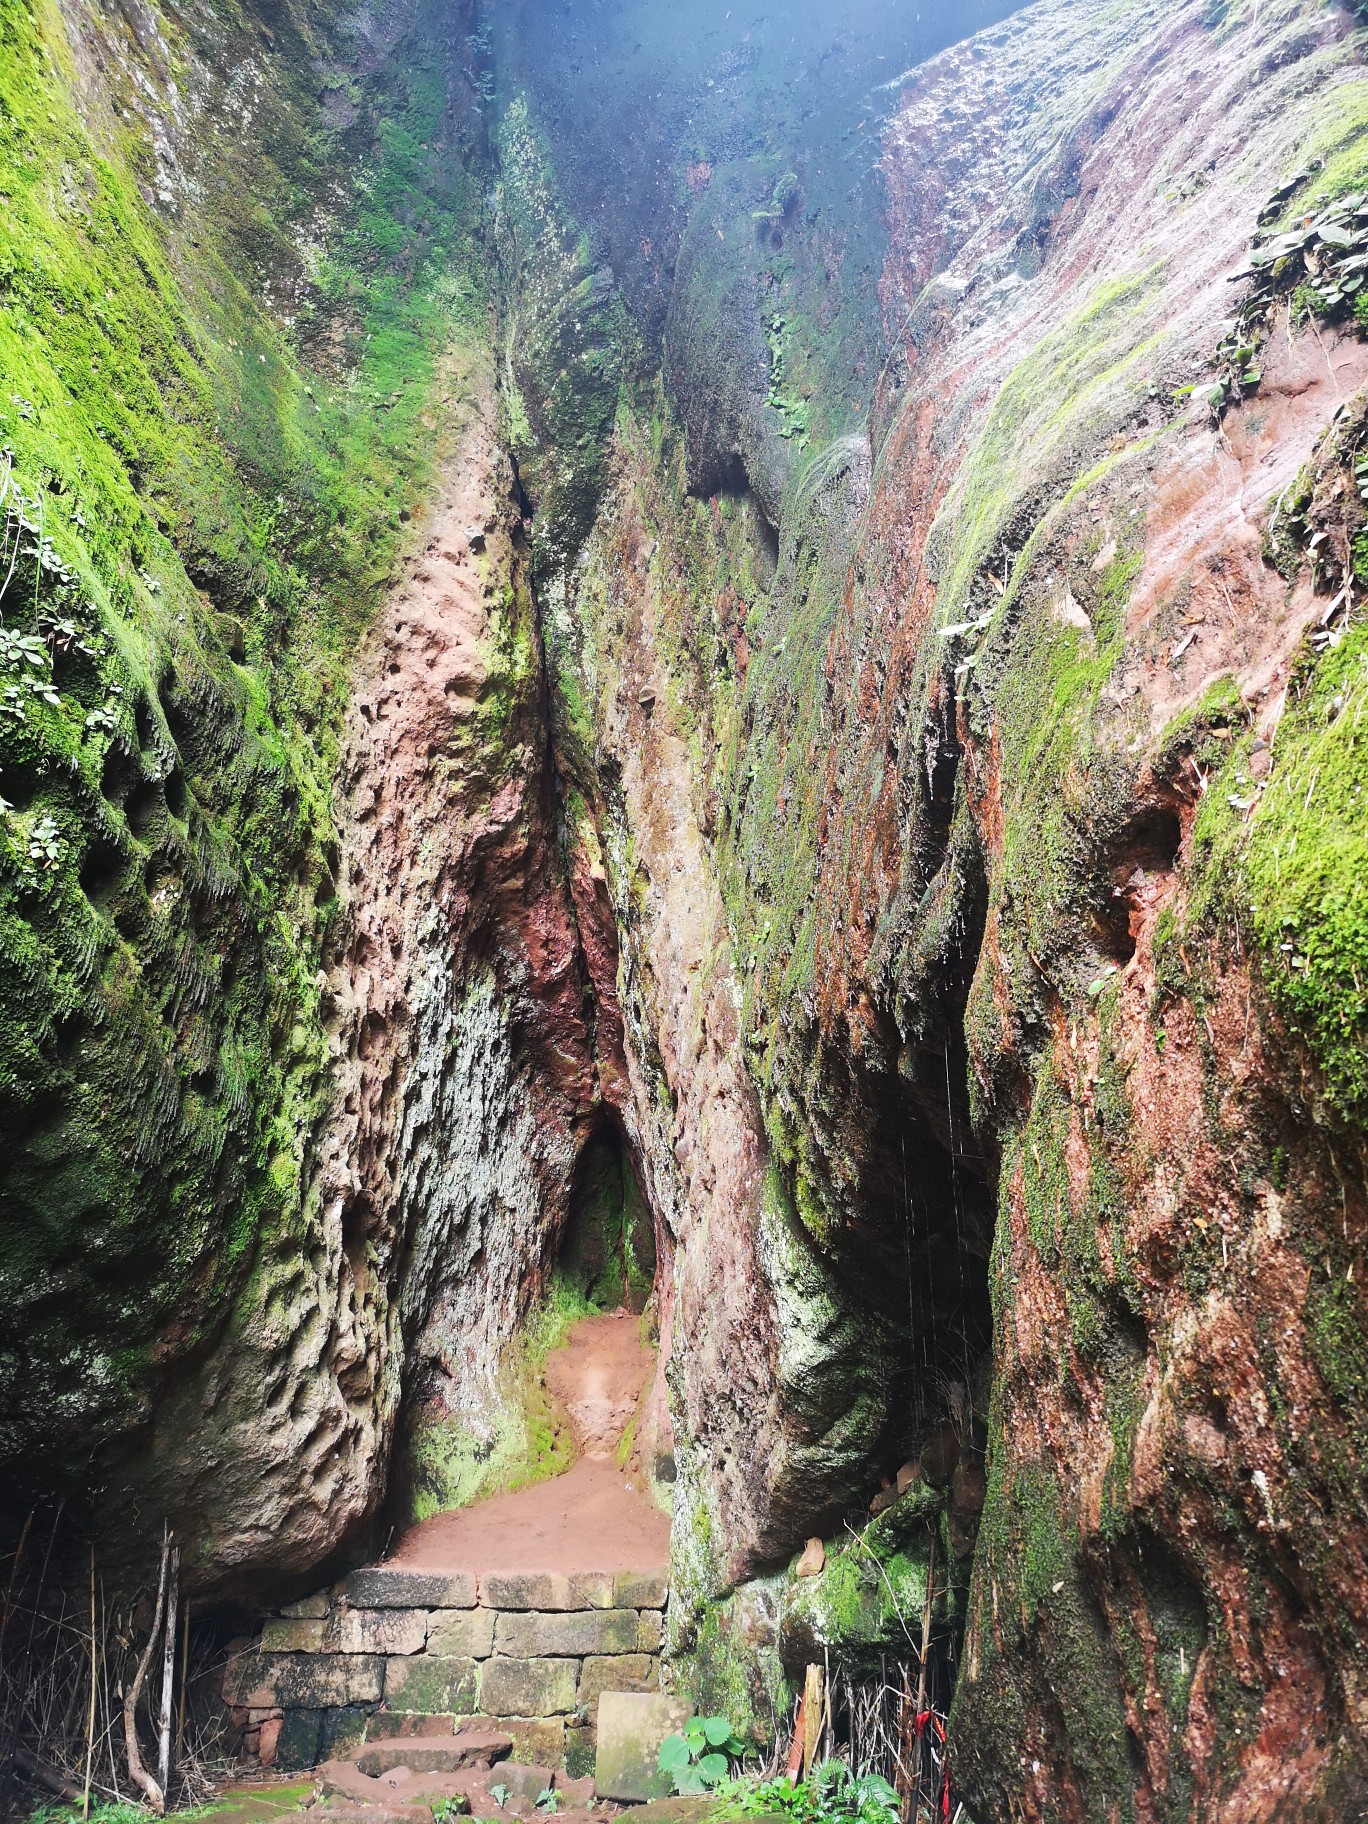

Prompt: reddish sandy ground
[391,1314,670,1575]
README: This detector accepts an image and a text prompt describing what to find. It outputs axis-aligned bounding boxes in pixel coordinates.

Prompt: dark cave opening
[557,1115,657,1315]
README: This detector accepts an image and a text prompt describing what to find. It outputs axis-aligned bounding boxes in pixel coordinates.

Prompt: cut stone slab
[352,1733,513,1776]
[638,1610,663,1653]
[578,1654,659,1709]
[225,1652,385,1709]
[493,1608,638,1658]
[478,1573,565,1612]
[473,1716,566,1766]
[613,1571,668,1611]
[427,1610,497,1659]
[479,1572,619,1612]
[318,1761,473,1812]
[319,1706,372,1761]
[384,1655,480,1715]
[480,1657,578,1717]
[273,1707,324,1771]
[628,1802,730,1824]
[342,1569,476,1610]
[281,1594,330,1619]
[365,1713,461,1741]
[454,1761,553,1804]
[331,1609,428,1655]
[594,1692,691,1802]
[261,1618,327,1653]
[567,1573,616,1611]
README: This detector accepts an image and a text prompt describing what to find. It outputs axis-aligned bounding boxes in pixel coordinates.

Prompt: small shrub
[726,1760,901,1824]
[658,1715,748,1794]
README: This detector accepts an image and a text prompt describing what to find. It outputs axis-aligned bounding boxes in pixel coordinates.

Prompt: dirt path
[544,1312,655,1458]
[391,1313,669,1575]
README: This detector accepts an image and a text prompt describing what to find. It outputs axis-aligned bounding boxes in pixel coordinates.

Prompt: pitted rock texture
[514,0,1368,1810]
[99,356,611,1595]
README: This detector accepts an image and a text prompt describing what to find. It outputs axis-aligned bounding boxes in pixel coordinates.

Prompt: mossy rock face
[493,94,629,585]
[0,0,487,1523]
[521,0,1368,1814]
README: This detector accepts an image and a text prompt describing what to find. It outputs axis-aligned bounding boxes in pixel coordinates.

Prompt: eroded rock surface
[7,0,1368,1816]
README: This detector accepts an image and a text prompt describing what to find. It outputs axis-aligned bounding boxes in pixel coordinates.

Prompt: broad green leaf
[697,1754,730,1785]
[658,1735,691,1771]
[702,1717,734,1745]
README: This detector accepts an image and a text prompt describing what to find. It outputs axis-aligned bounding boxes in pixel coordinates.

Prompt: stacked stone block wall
[222,1568,668,1773]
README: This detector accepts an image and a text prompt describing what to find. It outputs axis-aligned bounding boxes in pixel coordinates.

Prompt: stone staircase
[223,1561,666,1776]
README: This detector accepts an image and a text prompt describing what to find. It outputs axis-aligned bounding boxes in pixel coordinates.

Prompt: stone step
[327,1568,666,1614]
[312,1726,602,1821]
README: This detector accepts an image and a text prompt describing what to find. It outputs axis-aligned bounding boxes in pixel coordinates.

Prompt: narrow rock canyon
[1,0,1367,1819]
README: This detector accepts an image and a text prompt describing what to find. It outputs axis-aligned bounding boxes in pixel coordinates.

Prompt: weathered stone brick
[477,1571,616,1611]
[273,1708,324,1772]
[427,1609,496,1658]
[578,1654,659,1709]
[637,1609,663,1653]
[318,1705,371,1760]
[480,1657,578,1716]
[224,1651,384,1709]
[384,1655,480,1715]
[364,1712,461,1740]
[567,1572,615,1610]
[613,1570,668,1611]
[341,1568,476,1610]
[479,1571,570,1611]
[330,1608,428,1655]
[280,1593,330,1619]
[260,1617,326,1653]
[494,1608,638,1658]
[476,1716,566,1764]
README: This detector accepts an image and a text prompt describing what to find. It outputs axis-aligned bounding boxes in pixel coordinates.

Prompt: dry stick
[174,1599,189,1768]
[83,1547,97,1820]
[158,1543,179,1798]
[895,1665,915,1824]
[98,1579,119,1802]
[2,1500,62,1820]
[124,1527,170,1814]
[821,1644,833,1766]
[0,1513,33,1666]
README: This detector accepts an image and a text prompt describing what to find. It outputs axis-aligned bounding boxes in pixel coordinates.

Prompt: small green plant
[27,812,62,867]
[534,1790,561,1813]
[488,1784,511,1810]
[727,1761,901,1824]
[432,1802,466,1824]
[659,1715,748,1794]
[29,1805,158,1824]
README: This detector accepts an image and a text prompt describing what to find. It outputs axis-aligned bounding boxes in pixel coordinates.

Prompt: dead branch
[123,1528,169,1814]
